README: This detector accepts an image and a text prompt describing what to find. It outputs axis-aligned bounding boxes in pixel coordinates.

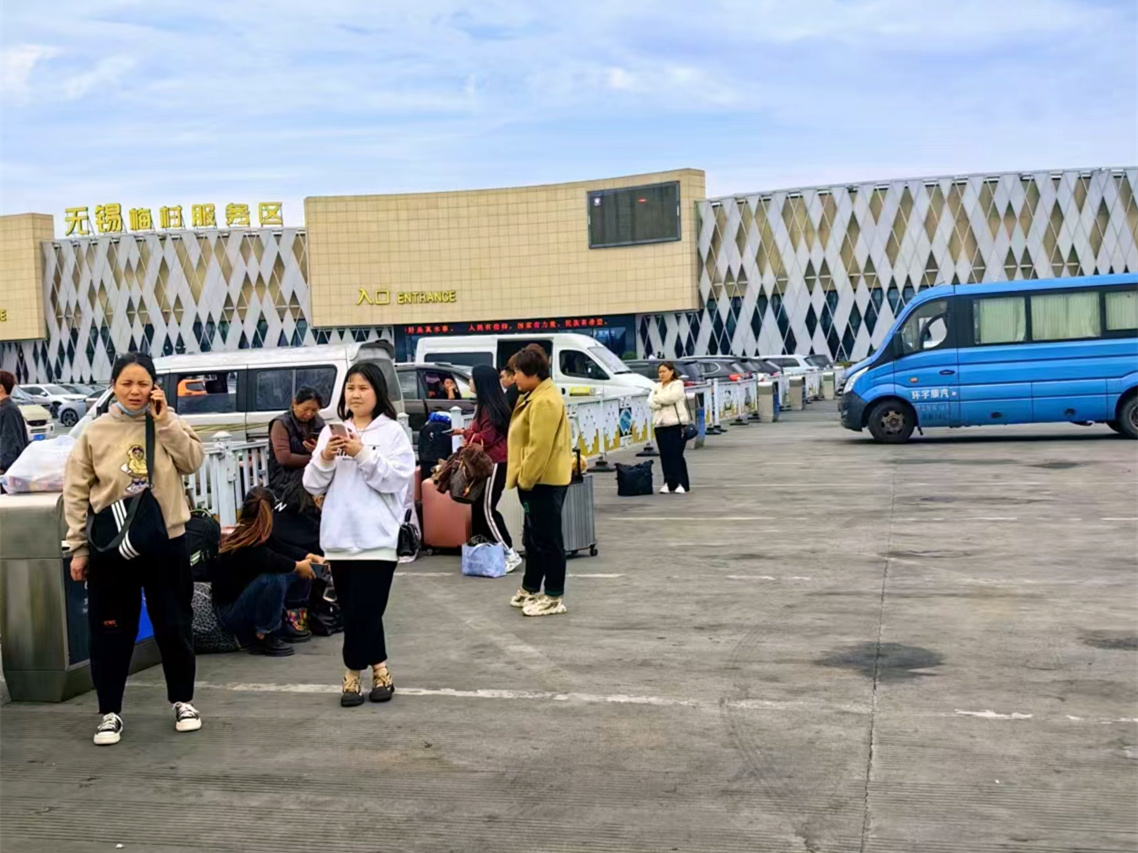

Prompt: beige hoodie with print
[63,408,205,558]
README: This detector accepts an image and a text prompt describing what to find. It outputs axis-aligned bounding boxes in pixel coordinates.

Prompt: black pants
[519,485,568,598]
[331,561,396,671]
[86,535,196,715]
[471,463,512,549]
[656,425,690,491]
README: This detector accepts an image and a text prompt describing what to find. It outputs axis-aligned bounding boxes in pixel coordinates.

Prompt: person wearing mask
[499,364,519,410]
[0,370,29,476]
[506,345,573,617]
[63,353,205,746]
[461,364,521,572]
[648,361,692,495]
[303,362,415,707]
[212,486,323,657]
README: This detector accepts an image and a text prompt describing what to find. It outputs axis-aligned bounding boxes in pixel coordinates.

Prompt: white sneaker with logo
[522,595,567,618]
[173,702,203,733]
[505,549,523,573]
[94,713,123,746]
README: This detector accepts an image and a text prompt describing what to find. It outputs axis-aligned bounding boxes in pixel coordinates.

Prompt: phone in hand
[330,423,349,440]
[150,390,165,417]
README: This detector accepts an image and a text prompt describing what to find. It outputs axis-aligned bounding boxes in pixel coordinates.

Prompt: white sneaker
[523,595,567,618]
[510,588,537,608]
[173,702,203,733]
[659,485,671,494]
[675,486,687,494]
[505,549,523,573]
[93,713,123,746]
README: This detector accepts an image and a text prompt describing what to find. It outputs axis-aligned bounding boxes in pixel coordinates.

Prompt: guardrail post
[397,412,412,443]
[636,420,659,458]
[748,378,762,421]
[212,431,238,527]
[731,381,750,426]
[707,379,725,434]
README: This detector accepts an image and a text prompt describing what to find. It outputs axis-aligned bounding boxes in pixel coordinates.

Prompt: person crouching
[212,486,323,657]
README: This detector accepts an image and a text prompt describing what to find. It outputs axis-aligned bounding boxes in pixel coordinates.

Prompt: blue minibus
[839,274,1138,442]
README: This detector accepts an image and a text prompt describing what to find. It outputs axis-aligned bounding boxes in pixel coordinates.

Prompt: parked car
[8,388,55,441]
[623,360,703,385]
[680,357,754,383]
[395,363,476,434]
[72,342,400,442]
[735,357,790,403]
[18,383,87,419]
[56,398,88,428]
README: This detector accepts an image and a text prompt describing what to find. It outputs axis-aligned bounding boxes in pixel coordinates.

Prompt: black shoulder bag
[85,415,170,561]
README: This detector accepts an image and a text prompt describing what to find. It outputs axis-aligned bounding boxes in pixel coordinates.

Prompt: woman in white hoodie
[648,361,692,495]
[303,362,415,707]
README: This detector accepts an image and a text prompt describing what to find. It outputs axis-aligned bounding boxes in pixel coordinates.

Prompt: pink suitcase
[421,479,471,551]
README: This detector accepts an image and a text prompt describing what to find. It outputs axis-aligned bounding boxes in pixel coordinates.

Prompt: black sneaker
[248,633,295,657]
[341,671,365,707]
[369,666,395,703]
[94,713,123,745]
[279,622,312,643]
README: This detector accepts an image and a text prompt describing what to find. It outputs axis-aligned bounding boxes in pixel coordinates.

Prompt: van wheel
[1118,396,1138,439]
[867,400,915,444]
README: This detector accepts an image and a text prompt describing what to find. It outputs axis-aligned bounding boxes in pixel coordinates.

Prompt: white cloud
[0,44,59,100]
[61,54,135,99]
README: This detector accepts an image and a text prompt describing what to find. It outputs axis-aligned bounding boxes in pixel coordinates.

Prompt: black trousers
[331,560,396,670]
[471,463,512,549]
[519,484,568,598]
[655,425,690,491]
[86,535,196,715]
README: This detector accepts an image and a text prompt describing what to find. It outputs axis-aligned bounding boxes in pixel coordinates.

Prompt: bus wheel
[867,400,915,444]
[1118,396,1138,440]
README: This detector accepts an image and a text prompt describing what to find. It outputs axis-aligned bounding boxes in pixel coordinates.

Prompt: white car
[8,388,55,441]
[18,383,88,420]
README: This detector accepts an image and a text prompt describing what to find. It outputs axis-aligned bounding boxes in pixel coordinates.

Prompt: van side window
[560,350,608,381]
[398,369,419,400]
[252,366,337,412]
[973,296,1027,345]
[1030,291,1101,341]
[1104,290,1138,332]
[898,299,951,356]
[295,367,336,408]
[174,372,237,415]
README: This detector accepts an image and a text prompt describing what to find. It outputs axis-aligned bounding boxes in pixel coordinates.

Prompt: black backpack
[185,509,222,582]
[616,461,654,497]
[418,420,454,478]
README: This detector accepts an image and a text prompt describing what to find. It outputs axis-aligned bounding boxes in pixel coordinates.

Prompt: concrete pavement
[3,404,1137,852]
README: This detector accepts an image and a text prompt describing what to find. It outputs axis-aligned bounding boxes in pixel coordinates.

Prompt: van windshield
[588,346,630,375]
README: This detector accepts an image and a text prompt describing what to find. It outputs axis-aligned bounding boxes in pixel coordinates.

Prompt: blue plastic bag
[461,542,506,578]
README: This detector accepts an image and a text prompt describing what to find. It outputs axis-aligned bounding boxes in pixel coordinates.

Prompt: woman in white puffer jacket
[648,361,692,494]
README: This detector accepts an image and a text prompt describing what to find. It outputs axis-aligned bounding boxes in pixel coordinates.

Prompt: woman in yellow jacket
[506,345,574,617]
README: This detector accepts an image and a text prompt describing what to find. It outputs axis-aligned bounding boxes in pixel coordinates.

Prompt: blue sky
[2,0,1135,232]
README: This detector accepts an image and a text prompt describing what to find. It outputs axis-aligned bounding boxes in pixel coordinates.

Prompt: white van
[72,342,399,442]
[414,333,653,397]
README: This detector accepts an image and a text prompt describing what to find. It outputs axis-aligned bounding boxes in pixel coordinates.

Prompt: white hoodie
[648,380,691,428]
[302,415,415,561]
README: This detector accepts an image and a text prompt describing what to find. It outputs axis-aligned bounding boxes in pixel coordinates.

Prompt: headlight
[841,368,867,395]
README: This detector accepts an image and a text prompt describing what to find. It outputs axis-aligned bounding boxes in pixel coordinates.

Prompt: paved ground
[3,403,1137,853]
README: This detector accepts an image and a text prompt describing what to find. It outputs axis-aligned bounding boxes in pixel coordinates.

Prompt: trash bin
[0,492,160,702]
[756,381,776,422]
[822,370,836,400]
[788,376,806,411]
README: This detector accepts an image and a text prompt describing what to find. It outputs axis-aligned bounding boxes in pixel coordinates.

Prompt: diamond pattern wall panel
[639,168,1138,362]
[0,229,393,383]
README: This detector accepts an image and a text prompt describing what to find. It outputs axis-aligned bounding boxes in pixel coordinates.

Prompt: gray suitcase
[501,475,597,557]
[562,474,597,557]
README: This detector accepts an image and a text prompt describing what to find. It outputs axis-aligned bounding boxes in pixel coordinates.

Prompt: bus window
[898,299,951,356]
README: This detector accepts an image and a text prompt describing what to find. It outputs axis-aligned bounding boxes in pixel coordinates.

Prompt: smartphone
[150,390,165,417]
[330,423,348,439]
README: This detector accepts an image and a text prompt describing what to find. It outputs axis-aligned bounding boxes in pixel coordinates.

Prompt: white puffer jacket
[648,380,691,428]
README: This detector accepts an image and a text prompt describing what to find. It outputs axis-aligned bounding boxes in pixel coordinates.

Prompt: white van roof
[153,341,393,373]
[420,332,602,348]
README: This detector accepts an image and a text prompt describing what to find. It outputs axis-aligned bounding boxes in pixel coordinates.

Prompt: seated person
[211,486,323,657]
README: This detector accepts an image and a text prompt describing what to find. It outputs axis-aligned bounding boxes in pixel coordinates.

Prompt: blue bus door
[893,297,960,427]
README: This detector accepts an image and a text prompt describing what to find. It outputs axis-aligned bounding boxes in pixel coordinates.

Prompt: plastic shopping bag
[461,541,506,578]
[0,436,76,494]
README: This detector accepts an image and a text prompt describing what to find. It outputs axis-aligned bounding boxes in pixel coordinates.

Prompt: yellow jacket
[506,378,573,490]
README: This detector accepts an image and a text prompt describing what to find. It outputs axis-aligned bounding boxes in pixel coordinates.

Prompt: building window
[588,182,681,248]
[1030,292,1101,341]
[973,296,1027,345]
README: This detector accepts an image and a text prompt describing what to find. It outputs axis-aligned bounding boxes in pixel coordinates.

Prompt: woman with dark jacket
[461,364,521,572]
[268,387,325,517]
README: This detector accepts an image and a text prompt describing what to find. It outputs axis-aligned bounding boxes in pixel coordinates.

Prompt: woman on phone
[461,364,521,572]
[303,363,415,707]
[648,361,692,494]
[63,352,205,745]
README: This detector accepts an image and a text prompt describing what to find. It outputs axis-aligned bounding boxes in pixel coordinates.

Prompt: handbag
[397,508,421,558]
[447,443,493,505]
[616,461,654,497]
[672,403,698,443]
[461,541,507,578]
[85,415,169,561]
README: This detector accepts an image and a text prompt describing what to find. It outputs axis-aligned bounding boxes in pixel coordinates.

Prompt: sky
[1,0,1135,232]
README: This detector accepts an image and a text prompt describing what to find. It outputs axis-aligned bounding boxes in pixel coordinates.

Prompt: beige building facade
[305,169,705,327]
[0,214,53,343]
